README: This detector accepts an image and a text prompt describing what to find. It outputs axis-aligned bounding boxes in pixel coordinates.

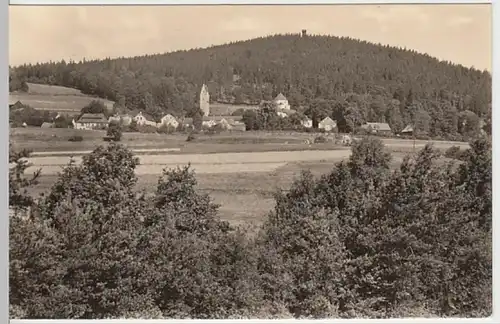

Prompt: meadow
[14,126,466,227]
[10,127,469,154]
[10,82,114,112]
[26,151,453,228]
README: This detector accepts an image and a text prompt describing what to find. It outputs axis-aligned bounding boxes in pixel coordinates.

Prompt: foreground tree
[9,137,492,319]
[106,121,122,141]
[257,137,492,318]
[9,145,41,215]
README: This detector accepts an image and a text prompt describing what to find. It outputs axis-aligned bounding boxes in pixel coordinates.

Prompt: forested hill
[9,33,491,136]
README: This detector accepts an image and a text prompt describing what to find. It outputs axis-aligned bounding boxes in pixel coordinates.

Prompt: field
[27,158,400,227]
[24,82,84,96]
[10,83,115,112]
[25,150,456,227]
[14,127,467,227]
[10,127,470,154]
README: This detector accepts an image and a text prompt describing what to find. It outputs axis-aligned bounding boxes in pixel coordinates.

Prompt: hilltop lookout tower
[301,29,307,37]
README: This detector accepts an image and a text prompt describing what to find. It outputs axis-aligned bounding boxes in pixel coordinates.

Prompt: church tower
[200,84,210,117]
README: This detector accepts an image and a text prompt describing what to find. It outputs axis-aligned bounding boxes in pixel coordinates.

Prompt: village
[10,82,406,141]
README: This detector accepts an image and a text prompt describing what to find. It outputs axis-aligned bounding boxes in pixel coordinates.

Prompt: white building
[73,113,108,130]
[277,111,288,118]
[159,114,179,129]
[301,117,313,128]
[274,93,291,111]
[133,112,156,127]
[318,117,337,132]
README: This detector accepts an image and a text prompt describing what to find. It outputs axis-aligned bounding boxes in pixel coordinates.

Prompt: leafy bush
[444,145,467,160]
[157,124,176,134]
[313,135,327,143]
[106,122,122,141]
[186,133,196,142]
[68,135,83,142]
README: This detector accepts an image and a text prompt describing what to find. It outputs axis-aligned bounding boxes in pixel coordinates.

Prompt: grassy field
[14,127,465,227]
[24,161,352,227]
[10,92,114,113]
[25,152,452,227]
[10,127,469,155]
[24,82,84,96]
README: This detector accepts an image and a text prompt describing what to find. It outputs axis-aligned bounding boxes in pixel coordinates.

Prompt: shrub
[9,145,41,214]
[444,145,467,160]
[313,135,327,143]
[106,122,122,141]
[68,135,83,142]
[138,125,157,133]
[157,124,176,134]
[186,133,196,142]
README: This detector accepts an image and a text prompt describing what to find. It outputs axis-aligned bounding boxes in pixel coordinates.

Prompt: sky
[9,4,492,71]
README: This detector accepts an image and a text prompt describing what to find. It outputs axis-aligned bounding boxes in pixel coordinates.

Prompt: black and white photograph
[8,2,493,320]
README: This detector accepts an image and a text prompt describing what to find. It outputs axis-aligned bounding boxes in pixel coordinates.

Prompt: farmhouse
[362,122,392,136]
[133,112,157,127]
[9,97,23,109]
[230,122,246,132]
[73,113,108,130]
[108,115,121,124]
[401,124,414,136]
[181,117,194,129]
[159,114,179,129]
[202,115,243,128]
[108,114,133,127]
[216,118,232,130]
[318,117,337,132]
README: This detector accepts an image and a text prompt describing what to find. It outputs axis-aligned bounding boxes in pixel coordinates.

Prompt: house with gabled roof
[74,113,108,130]
[401,124,414,136]
[159,114,179,129]
[362,122,392,136]
[133,111,157,127]
[230,121,246,132]
[318,117,337,132]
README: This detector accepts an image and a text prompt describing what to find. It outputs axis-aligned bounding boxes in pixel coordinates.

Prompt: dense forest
[9,33,491,138]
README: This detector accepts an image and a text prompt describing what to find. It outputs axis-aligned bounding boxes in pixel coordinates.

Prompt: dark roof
[363,122,392,132]
[77,113,108,124]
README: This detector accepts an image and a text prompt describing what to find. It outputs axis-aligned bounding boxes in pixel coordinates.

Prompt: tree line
[9,34,491,139]
[9,137,491,319]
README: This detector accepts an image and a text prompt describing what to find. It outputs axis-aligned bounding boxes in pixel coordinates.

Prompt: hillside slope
[9,33,491,137]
